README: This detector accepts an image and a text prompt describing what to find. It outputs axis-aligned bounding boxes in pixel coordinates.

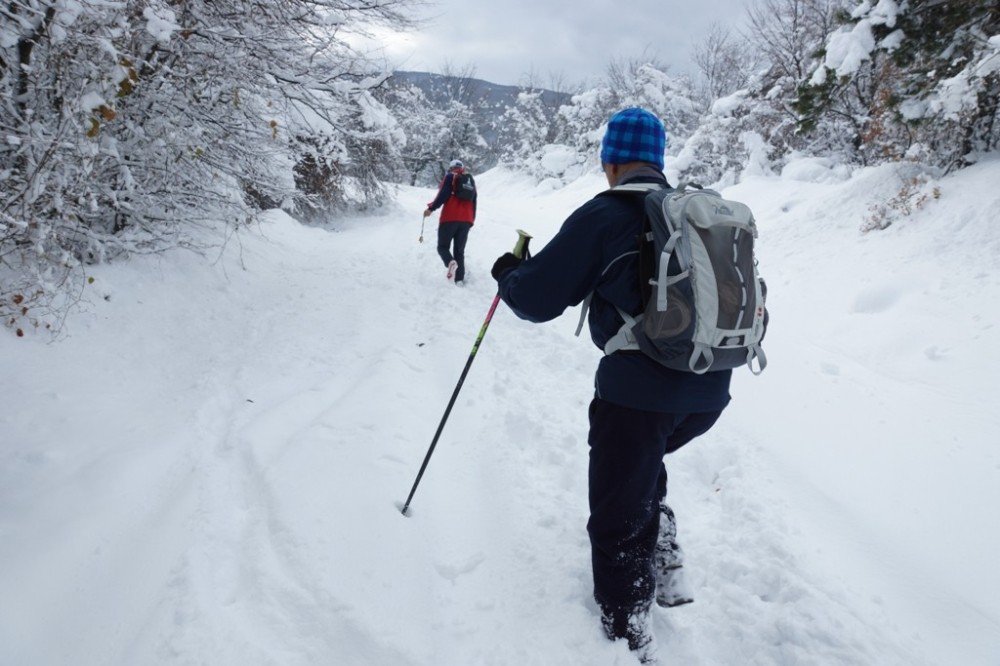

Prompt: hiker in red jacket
[424,159,477,286]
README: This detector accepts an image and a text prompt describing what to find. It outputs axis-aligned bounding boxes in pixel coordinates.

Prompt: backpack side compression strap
[604,307,640,354]
[574,249,640,337]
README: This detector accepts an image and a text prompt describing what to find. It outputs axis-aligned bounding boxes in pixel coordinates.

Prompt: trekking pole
[400,229,532,516]
[419,213,427,243]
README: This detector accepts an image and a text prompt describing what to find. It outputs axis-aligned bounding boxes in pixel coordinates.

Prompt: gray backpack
[579,183,768,374]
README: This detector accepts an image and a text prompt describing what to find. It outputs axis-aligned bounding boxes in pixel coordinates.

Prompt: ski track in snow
[3,165,999,665]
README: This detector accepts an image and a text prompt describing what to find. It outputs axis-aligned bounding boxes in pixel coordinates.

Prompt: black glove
[491,252,522,281]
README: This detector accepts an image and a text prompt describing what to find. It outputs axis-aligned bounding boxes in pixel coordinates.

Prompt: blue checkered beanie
[600,108,667,169]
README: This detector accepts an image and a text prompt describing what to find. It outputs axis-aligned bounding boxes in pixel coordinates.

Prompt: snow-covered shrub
[668,75,848,187]
[861,167,942,232]
[798,0,1000,169]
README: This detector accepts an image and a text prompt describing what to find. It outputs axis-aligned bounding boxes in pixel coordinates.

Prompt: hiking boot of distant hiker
[446,260,458,281]
[655,502,693,607]
[600,602,658,664]
[454,279,465,288]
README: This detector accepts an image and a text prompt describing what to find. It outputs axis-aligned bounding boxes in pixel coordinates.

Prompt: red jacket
[427,169,476,224]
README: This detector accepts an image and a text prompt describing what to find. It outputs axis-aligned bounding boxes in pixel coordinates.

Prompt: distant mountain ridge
[392,70,571,113]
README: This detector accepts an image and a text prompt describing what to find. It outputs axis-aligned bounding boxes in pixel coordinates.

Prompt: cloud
[373,0,750,87]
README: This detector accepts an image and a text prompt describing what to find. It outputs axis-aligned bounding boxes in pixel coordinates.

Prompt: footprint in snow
[924,345,948,360]
[433,552,486,581]
[851,284,904,314]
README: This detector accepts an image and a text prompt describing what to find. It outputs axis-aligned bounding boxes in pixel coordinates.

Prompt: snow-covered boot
[654,502,693,608]
[600,602,659,664]
[655,565,694,608]
[446,260,458,281]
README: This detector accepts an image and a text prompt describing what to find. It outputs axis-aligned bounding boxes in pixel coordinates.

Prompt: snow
[814,20,877,83]
[929,71,976,120]
[710,90,746,117]
[740,131,773,177]
[537,144,585,180]
[143,7,179,43]
[0,26,17,49]
[864,0,901,28]
[79,91,105,113]
[356,92,402,140]
[780,154,852,183]
[880,28,905,52]
[3,159,1000,665]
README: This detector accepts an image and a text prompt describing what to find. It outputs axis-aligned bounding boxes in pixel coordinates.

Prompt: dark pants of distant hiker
[587,398,722,614]
[437,222,471,282]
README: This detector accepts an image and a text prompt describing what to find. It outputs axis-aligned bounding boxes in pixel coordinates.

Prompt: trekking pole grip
[512,229,532,259]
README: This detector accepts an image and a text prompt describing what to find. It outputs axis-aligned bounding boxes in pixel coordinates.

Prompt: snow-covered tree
[693,23,761,104]
[376,82,440,186]
[747,0,846,83]
[532,62,702,184]
[1,0,413,332]
[434,99,489,178]
[497,91,553,166]
[598,58,702,149]
[552,86,618,164]
[671,0,849,184]
[379,72,490,186]
[797,0,1000,168]
[290,86,405,218]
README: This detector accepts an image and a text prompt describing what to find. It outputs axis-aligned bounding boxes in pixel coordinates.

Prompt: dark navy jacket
[498,168,732,414]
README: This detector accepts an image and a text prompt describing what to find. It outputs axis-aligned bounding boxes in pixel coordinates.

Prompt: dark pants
[437,222,471,282]
[587,398,722,613]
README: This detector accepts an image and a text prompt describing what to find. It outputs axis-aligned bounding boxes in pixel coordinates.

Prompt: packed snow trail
[2,161,999,665]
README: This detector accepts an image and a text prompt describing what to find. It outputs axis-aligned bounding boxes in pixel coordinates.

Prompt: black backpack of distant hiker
[577,183,769,375]
[453,172,477,201]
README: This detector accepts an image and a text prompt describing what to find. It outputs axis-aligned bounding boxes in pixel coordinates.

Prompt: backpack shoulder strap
[575,182,668,338]
[610,182,664,193]
[597,182,665,199]
[573,249,642,338]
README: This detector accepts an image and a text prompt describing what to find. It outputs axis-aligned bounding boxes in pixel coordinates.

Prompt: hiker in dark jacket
[490,108,732,662]
[425,159,477,285]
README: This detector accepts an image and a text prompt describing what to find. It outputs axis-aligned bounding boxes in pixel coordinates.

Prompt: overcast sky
[360,0,752,89]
